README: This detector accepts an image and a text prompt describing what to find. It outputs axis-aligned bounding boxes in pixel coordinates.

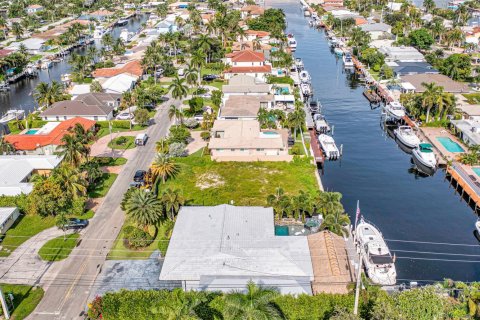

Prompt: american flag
[354,200,361,228]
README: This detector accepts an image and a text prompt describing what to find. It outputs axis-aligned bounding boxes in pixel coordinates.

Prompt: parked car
[202,74,217,81]
[116,112,134,120]
[129,181,143,188]
[61,218,89,230]
[133,170,146,182]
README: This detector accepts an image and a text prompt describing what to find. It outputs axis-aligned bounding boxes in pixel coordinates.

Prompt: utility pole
[0,287,11,319]
[353,250,363,315]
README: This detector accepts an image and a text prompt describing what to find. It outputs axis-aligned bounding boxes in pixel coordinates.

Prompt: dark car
[202,74,217,82]
[133,170,146,182]
[62,218,89,230]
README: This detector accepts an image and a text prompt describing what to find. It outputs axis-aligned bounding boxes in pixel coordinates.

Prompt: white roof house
[101,74,137,94]
[0,207,20,234]
[7,38,46,54]
[379,46,425,62]
[160,205,314,294]
[0,155,63,196]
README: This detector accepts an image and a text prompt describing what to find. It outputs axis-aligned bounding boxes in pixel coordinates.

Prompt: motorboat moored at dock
[394,126,420,149]
[314,114,330,134]
[412,143,437,175]
[295,57,304,71]
[0,110,25,124]
[299,70,311,83]
[343,52,354,68]
[318,134,339,160]
[384,101,406,121]
[356,218,397,286]
[287,34,297,51]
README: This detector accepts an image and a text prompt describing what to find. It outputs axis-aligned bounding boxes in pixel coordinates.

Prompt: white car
[116,112,134,120]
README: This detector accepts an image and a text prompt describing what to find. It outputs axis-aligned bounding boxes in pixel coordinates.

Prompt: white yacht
[287,34,297,51]
[394,126,420,149]
[384,101,406,121]
[314,114,330,134]
[119,29,134,43]
[295,57,304,70]
[343,52,354,68]
[40,59,52,69]
[334,47,343,56]
[0,110,25,124]
[412,143,437,175]
[318,134,339,160]
[301,83,312,96]
[93,25,108,39]
[299,70,311,83]
[356,218,397,286]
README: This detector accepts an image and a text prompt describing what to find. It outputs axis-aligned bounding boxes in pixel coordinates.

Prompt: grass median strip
[38,233,80,262]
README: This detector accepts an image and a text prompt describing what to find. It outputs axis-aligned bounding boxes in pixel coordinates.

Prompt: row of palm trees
[267,188,350,237]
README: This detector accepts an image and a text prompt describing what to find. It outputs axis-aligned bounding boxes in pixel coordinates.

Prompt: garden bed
[107,136,136,150]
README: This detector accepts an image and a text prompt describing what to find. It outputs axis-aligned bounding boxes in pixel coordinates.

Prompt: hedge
[0,194,29,213]
[96,120,132,130]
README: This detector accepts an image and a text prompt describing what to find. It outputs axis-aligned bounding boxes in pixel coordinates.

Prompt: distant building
[78,10,114,21]
[7,38,47,54]
[160,205,314,294]
[400,74,470,93]
[0,207,20,234]
[4,117,96,155]
[40,93,121,121]
[387,61,439,77]
[359,23,392,40]
[209,120,290,161]
[0,155,62,196]
[240,5,265,19]
[379,46,425,62]
[26,4,44,14]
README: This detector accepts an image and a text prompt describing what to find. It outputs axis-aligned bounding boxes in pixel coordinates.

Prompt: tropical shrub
[168,142,187,157]
[188,97,204,114]
[200,131,210,141]
[88,296,103,320]
[168,125,191,144]
[183,118,198,129]
[123,226,154,249]
[0,194,28,213]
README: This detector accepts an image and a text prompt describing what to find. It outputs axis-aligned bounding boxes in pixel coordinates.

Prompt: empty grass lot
[38,233,80,262]
[162,155,318,206]
[0,284,44,320]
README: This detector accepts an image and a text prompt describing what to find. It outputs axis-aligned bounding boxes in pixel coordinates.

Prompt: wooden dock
[309,129,325,165]
[447,163,480,212]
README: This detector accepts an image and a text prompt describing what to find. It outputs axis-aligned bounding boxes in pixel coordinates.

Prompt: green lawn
[0,215,55,257]
[107,136,136,150]
[107,222,171,260]
[162,155,318,206]
[38,233,80,262]
[29,54,42,62]
[94,157,128,166]
[202,79,225,90]
[88,173,118,198]
[463,93,480,105]
[0,284,44,320]
[96,125,145,139]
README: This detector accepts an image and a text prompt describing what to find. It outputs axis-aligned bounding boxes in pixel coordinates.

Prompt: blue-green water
[473,168,480,177]
[437,137,465,152]
[274,225,289,236]
[25,129,38,135]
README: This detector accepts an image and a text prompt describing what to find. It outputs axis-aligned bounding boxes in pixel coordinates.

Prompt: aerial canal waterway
[0,13,149,115]
[271,0,480,284]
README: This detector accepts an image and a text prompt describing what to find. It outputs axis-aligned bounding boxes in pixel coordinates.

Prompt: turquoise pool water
[436,137,464,152]
[262,131,279,136]
[274,225,289,236]
[25,129,38,135]
[473,168,480,177]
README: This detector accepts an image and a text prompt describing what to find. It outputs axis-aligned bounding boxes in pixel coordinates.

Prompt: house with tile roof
[40,93,121,121]
[26,4,44,14]
[92,60,143,79]
[240,5,264,19]
[224,50,272,82]
[239,30,271,43]
[4,117,96,155]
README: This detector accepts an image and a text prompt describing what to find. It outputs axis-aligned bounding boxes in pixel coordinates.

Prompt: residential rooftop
[220,95,274,118]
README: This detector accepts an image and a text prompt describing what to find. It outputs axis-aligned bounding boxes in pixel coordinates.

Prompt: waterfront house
[222,75,272,99]
[0,155,62,196]
[7,38,46,55]
[240,5,264,19]
[400,74,470,93]
[219,95,274,120]
[92,60,143,79]
[379,46,425,62]
[40,93,120,121]
[0,207,20,234]
[322,0,344,7]
[387,61,439,77]
[239,30,271,43]
[224,50,272,82]
[159,204,313,294]
[155,20,177,34]
[359,23,392,40]
[26,4,44,14]
[208,120,290,161]
[78,10,114,21]
[450,119,480,146]
[100,73,137,94]
[4,117,96,155]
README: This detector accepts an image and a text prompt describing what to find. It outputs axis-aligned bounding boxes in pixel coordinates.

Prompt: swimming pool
[473,167,480,178]
[274,225,289,236]
[24,129,38,135]
[436,137,465,153]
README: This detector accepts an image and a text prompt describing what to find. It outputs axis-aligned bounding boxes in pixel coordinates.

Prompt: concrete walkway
[186,131,207,155]
[0,227,76,286]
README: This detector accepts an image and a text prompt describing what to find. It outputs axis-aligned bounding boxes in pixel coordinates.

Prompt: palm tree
[53,165,87,199]
[0,137,15,155]
[190,49,207,87]
[222,281,283,320]
[267,187,290,220]
[195,34,215,63]
[156,138,170,154]
[11,22,24,40]
[34,81,64,108]
[151,289,204,319]
[168,104,183,124]
[151,154,180,184]
[321,210,350,237]
[124,188,163,228]
[286,109,305,139]
[420,82,445,123]
[423,0,435,12]
[58,134,86,166]
[315,192,344,216]
[168,76,189,100]
[184,63,198,88]
[161,188,185,221]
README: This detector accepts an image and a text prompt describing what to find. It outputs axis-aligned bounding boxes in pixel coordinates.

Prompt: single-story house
[40,93,120,121]
[400,74,470,93]
[78,10,114,21]
[240,5,264,19]
[4,117,96,155]
[0,207,20,234]
[359,23,392,40]
[451,119,480,146]
[379,46,425,62]
[7,38,47,54]
[100,73,137,94]
[219,95,274,120]
[26,4,44,14]
[222,75,271,99]
[239,30,271,43]
[159,205,314,294]
[208,120,290,161]
[0,155,62,196]
[387,61,439,76]
[92,60,143,79]
[155,21,177,34]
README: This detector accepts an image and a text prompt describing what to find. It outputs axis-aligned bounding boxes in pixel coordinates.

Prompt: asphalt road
[28,101,175,320]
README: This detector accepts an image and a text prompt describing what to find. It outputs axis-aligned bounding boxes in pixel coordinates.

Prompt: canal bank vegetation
[87,280,480,320]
